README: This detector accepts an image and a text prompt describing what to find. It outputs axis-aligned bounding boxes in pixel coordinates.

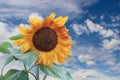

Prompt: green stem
[23,63,27,72]
[1,66,4,76]
[43,74,47,80]
[36,64,40,80]
[28,65,35,72]
[29,72,37,80]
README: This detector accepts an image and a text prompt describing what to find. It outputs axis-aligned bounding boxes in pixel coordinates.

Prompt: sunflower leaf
[4,69,29,80]
[4,56,14,67]
[9,34,23,40]
[8,48,39,67]
[0,76,6,80]
[40,64,73,80]
[0,42,13,54]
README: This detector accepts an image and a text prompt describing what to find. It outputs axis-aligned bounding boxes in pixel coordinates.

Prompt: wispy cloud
[0,21,19,43]
[0,0,98,22]
[72,69,120,80]
[85,19,117,38]
[71,24,89,35]
[72,43,120,74]
[102,39,120,50]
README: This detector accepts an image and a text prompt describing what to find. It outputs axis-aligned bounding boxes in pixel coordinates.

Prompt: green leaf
[0,42,12,53]
[1,56,14,77]
[8,48,39,67]
[4,56,14,66]
[0,76,6,80]
[9,34,23,40]
[40,64,73,80]
[4,69,29,80]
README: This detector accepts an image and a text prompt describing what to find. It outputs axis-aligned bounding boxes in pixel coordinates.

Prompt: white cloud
[0,21,20,43]
[86,61,95,66]
[102,39,120,50]
[0,22,10,43]
[29,13,43,20]
[0,0,98,20]
[72,69,120,80]
[78,54,95,66]
[72,45,119,72]
[110,15,120,22]
[71,24,89,35]
[85,19,117,38]
[99,29,116,38]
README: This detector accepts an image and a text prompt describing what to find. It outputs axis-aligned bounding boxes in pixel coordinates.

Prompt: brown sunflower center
[32,27,58,51]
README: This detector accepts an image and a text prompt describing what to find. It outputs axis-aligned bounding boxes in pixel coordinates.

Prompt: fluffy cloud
[29,13,43,20]
[110,15,120,22]
[0,0,98,22]
[0,21,20,43]
[72,69,120,80]
[78,54,95,66]
[72,44,120,73]
[71,24,89,35]
[102,39,120,50]
[85,19,117,38]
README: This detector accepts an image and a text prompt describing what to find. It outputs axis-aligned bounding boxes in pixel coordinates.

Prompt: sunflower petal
[14,39,25,46]
[22,43,31,52]
[29,18,42,29]
[55,16,68,26]
[52,52,58,64]
[18,26,27,34]
[55,46,68,58]
[42,18,54,27]
[58,57,65,63]
[49,13,56,20]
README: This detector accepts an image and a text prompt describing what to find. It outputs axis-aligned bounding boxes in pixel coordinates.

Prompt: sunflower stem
[1,65,4,76]
[29,72,37,80]
[28,64,36,72]
[23,63,28,72]
[43,74,47,80]
[36,64,40,80]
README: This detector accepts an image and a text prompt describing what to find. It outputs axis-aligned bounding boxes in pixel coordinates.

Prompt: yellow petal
[52,52,58,64]
[29,18,42,29]
[55,16,68,26]
[49,13,56,20]
[18,26,27,34]
[62,16,69,25]
[55,46,68,58]
[22,42,31,52]
[42,53,48,65]
[14,39,25,46]
[42,17,54,27]
[58,57,65,63]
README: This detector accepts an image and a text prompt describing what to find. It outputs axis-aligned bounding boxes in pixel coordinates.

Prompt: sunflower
[13,13,72,66]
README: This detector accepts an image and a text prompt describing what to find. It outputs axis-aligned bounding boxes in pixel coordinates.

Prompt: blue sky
[0,0,120,80]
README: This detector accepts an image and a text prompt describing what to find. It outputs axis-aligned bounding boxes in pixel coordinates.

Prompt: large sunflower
[14,13,72,66]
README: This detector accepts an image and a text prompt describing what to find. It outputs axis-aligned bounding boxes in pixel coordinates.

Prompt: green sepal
[0,42,12,54]
[9,34,22,40]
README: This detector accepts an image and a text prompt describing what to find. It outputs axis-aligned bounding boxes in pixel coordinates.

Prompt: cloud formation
[0,0,98,22]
